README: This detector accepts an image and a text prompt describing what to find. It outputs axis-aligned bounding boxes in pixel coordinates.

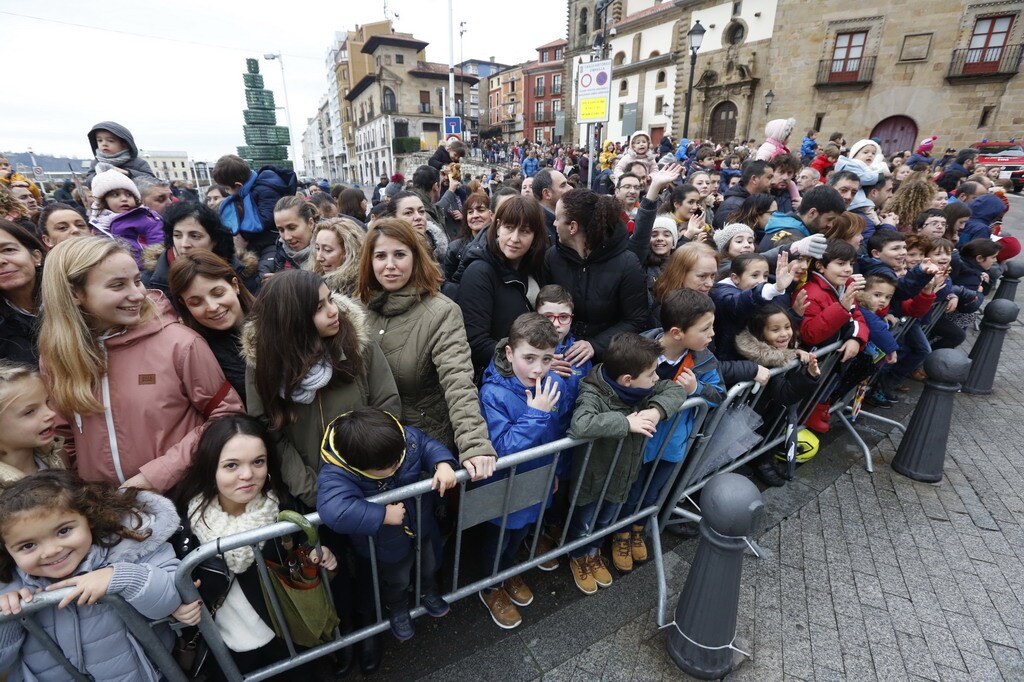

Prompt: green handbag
[259,511,340,648]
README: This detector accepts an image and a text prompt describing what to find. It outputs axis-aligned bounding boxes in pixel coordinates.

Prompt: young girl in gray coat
[0,470,183,682]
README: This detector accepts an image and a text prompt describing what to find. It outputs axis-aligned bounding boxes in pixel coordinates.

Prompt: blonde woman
[305,216,365,297]
[884,178,938,233]
[38,236,243,491]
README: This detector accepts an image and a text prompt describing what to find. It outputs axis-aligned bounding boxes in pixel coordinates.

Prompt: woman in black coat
[544,188,649,363]
[0,220,45,367]
[456,195,549,375]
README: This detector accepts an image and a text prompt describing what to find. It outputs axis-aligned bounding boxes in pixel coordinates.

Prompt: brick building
[562,0,1023,152]
[488,63,527,140]
[523,40,568,143]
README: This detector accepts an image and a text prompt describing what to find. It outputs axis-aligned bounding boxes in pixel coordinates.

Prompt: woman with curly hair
[883,178,937,233]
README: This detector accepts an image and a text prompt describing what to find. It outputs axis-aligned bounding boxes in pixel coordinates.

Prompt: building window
[535,76,545,97]
[830,31,867,82]
[541,50,548,62]
[553,74,562,94]
[383,87,397,113]
[978,105,995,128]
[813,113,825,131]
[579,8,589,38]
[965,15,1015,73]
[555,48,563,59]
[396,54,404,64]
[656,70,666,85]
[655,95,664,113]
[385,55,392,65]
[535,102,545,120]
[553,99,561,112]
[619,79,628,94]
[726,23,745,46]
[419,90,431,114]
[613,51,626,66]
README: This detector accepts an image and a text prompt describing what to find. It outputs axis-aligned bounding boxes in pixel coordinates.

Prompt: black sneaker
[421,592,450,618]
[864,390,893,409]
[389,608,415,641]
[755,460,787,487]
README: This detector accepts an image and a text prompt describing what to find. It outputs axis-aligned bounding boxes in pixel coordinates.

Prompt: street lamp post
[682,20,706,140]
[263,53,299,173]
[764,89,775,115]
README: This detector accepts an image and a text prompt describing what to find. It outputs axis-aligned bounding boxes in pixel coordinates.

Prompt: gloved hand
[789,233,828,259]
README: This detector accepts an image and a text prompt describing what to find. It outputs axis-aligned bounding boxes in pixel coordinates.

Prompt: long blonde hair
[305,217,365,277]
[39,236,157,415]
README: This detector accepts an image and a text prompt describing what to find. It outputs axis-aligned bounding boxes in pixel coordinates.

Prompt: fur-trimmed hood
[239,291,369,367]
[734,329,800,369]
[141,243,258,279]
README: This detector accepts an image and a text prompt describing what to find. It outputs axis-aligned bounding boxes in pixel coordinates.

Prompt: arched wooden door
[870,116,918,155]
[708,101,738,143]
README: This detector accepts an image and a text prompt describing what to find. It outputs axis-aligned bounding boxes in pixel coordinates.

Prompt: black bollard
[994,259,1024,302]
[963,299,1020,395]
[892,349,971,482]
[666,473,763,679]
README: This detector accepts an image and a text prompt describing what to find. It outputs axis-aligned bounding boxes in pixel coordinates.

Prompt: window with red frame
[830,31,867,82]
[965,15,1015,73]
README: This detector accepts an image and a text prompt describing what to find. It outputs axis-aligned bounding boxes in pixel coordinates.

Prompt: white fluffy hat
[90,168,141,202]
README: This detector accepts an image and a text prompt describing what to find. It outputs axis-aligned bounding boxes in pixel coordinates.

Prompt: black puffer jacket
[456,243,538,374]
[0,298,38,367]
[713,184,751,230]
[542,224,649,361]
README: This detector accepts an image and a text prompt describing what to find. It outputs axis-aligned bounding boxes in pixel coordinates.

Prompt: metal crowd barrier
[174,397,710,682]
[0,588,188,682]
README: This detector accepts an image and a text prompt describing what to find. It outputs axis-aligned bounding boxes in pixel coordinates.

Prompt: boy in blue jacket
[709,252,797,360]
[317,408,458,642]
[212,154,298,278]
[614,289,726,571]
[477,313,572,630]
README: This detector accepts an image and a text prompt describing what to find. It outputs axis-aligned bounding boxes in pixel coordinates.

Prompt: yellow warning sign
[579,97,608,123]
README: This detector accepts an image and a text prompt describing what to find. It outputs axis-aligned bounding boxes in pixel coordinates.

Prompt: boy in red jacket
[798,239,870,432]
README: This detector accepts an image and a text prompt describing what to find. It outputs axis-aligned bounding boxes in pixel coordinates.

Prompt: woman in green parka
[357,218,497,481]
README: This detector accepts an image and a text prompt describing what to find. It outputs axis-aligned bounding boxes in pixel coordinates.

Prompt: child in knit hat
[713,222,756,277]
[89,169,164,265]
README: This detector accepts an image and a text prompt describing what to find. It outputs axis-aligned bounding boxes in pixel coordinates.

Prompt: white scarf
[281,358,333,405]
[187,491,280,574]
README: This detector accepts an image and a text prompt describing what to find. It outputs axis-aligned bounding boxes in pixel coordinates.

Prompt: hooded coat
[734,330,820,409]
[317,422,457,563]
[43,293,244,492]
[612,132,657,182]
[755,118,796,162]
[242,293,401,507]
[84,121,158,185]
[542,225,649,361]
[364,286,495,463]
[0,491,181,682]
[568,366,689,505]
[959,193,1006,246]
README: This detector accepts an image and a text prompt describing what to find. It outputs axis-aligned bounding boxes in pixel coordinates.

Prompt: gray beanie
[713,222,755,252]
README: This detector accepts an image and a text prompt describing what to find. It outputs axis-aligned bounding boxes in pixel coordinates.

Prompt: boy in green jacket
[565,333,688,595]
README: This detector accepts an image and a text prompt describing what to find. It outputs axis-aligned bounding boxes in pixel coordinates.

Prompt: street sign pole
[576,58,612,190]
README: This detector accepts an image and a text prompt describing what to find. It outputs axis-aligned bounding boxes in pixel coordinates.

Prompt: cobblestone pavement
[400,197,1024,681]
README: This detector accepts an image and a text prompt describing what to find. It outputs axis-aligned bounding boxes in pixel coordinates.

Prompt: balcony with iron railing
[814,56,876,88]
[947,44,1022,81]
[534,86,545,97]
[419,103,432,114]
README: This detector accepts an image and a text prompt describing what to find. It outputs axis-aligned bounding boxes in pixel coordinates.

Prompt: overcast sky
[0,1,566,169]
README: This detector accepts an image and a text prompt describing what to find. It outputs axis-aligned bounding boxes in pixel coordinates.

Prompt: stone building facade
[488,63,527,139]
[561,0,1023,152]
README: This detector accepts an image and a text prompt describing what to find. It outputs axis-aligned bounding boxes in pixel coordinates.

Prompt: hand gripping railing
[176,397,710,682]
[0,587,189,682]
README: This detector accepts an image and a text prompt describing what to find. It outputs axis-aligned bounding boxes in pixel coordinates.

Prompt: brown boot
[630,525,649,563]
[611,532,633,573]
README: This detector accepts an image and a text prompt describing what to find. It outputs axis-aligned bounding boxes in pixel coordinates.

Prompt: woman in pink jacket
[38,236,243,492]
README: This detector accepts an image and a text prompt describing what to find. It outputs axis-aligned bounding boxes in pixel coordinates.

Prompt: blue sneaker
[421,592,450,618]
[389,608,415,641]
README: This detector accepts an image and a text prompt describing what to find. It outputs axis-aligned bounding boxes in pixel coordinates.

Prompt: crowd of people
[0,116,1016,681]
